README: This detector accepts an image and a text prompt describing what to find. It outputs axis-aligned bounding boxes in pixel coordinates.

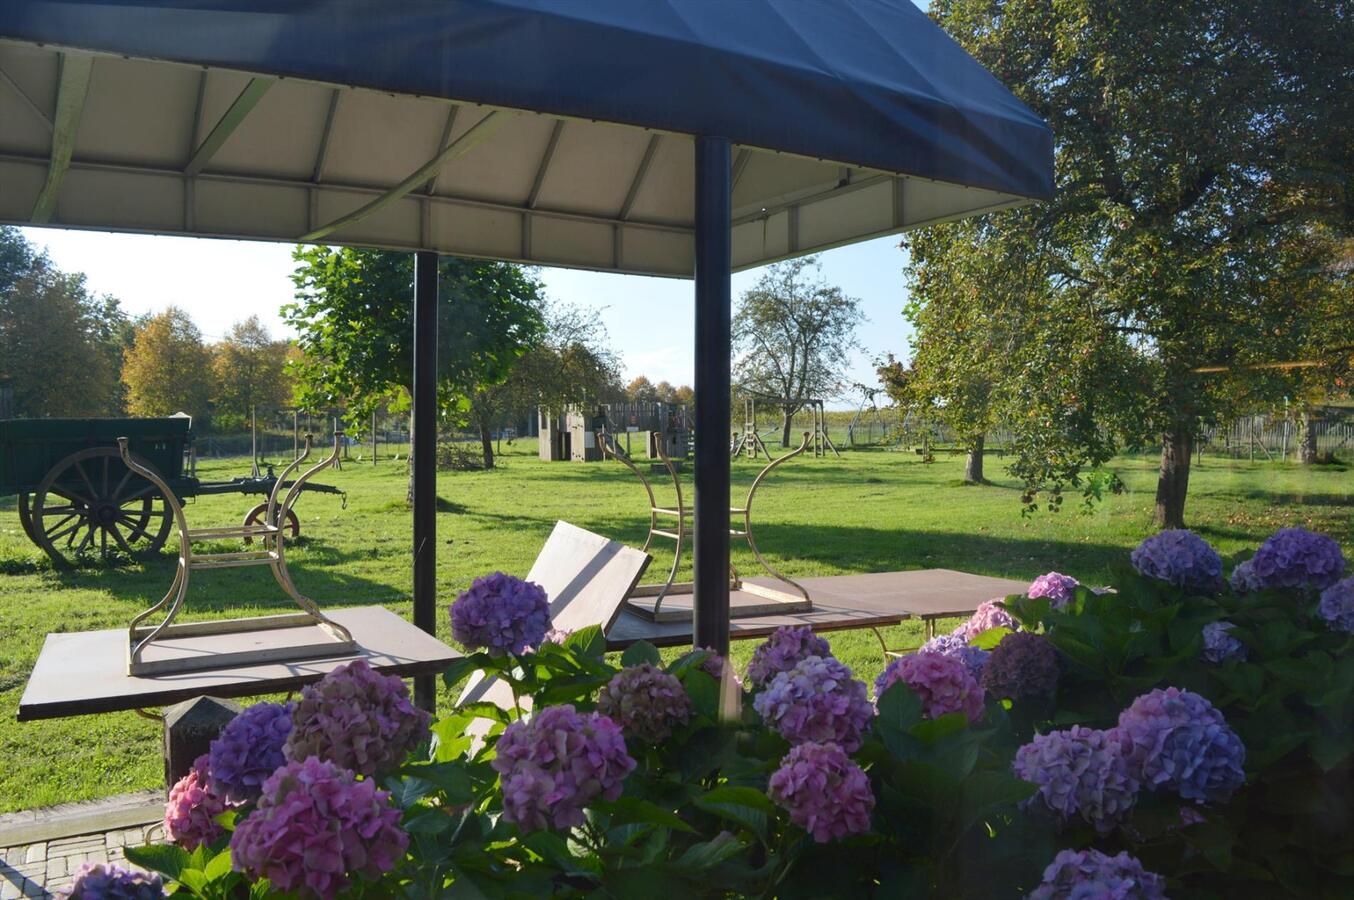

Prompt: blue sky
[22,227,915,405]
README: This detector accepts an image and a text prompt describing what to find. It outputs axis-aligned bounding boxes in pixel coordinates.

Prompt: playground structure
[731,396,839,460]
[539,401,690,463]
[599,424,814,622]
[847,387,894,447]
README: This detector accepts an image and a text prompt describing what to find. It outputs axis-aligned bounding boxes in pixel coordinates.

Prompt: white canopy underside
[0,44,1030,276]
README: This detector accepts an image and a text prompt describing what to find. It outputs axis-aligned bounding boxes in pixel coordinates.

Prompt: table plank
[18,606,459,721]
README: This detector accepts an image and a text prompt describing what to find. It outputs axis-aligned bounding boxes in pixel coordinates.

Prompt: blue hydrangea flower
[1248,527,1346,592]
[1013,725,1138,833]
[207,701,293,804]
[1319,577,1354,633]
[1201,621,1246,663]
[1112,687,1245,805]
[1028,848,1166,899]
[1131,529,1224,593]
[754,655,873,752]
[918,632,989,680]
[745,626,832,689]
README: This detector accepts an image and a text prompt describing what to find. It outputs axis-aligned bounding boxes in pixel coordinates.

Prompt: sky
[20,228,916,407]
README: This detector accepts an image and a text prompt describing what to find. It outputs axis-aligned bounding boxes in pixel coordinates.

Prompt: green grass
[0,440,1349,812]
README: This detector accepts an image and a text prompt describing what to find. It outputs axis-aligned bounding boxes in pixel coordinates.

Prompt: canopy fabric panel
[0,0,1052,276]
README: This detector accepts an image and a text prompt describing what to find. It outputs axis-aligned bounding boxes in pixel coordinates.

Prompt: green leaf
[457,701,514,724]
[386,775,433,809]
[621,640,661,667]
[909,711,970,743]
[693,786,773,840]
[683,669,720,719]
[564,625,608,660]
[124,844,191,881]
[970,626,1012,650]
[674,833,746,871]
[876,681,924,760]
[404,810,453,835]
[956,771,1038,832]
[598,796,697,833]
[430,713,478,762]
[202,848,233,881]
[417,761,481,804]
[441,657,483,690]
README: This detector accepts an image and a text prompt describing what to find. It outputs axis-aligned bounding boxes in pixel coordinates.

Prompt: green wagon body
[0,417,192,496]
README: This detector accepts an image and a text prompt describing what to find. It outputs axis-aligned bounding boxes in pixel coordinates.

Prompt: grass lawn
[0,439,1349,813]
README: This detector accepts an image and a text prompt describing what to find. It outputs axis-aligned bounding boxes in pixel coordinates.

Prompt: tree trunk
[963,434,985,483]
[781,408,793,448]
[1153,427,1193,529]
[1299,409,1319,464]
[478,417,495,469]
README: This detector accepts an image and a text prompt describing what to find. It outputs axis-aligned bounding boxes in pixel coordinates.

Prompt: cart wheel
[31,447,173,566]
[241,503,300,544]
[17,492,36,542]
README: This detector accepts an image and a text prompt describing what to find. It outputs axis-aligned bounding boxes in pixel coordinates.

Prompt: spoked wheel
[32,447,173,566]
[17,492,37,542]
[241,502,300,545]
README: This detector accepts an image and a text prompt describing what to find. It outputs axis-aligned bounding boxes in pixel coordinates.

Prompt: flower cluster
[537,627,573,647]
[1013,726,1138,833]
[1248,527,1346,592]
[450,572,551,656]
[746,626,832,689]
[208,701,293,803]
[875,652,985,723]
[1319,577,1354,633]
[754,656,874,752]
[981,632,1060,702]
[1113,687,1246,804]
[164,755,229,850]
[693,646,737,684]
[63,862,164,899]
[492,705,636,831]
[597,663,692,743]
[1229,558,1263,594]
[231,756,407,900]
[768,742,874,843]
[954,599,1019,641]
[1028,572,1080,610]
[285,659,430,778]
[1201,621,1246,663]
[918,632,989,680]
[1028,848,1166,900]
[1130,529,1224,593]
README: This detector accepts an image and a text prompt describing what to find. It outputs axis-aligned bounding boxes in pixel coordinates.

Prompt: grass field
[0,438,1349,813]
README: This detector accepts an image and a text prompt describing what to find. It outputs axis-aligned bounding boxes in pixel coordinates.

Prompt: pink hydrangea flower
[163,754,230,850]
[597,663,692,743]
[491,705,636,831]
[1028,572,1080,610]
[953,599,1019,641]
[875,652,985,723]
[285,659,430,778]
[230,756,407,900]
[768,741,874,843]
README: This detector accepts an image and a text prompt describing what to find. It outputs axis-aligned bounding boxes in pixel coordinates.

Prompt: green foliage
[0,226,130,417]
[121,306,214,422]
[911,0,1354,524]
[209,315,292,429]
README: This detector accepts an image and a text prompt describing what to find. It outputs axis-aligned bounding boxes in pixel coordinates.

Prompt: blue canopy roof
[0,0,1052,273]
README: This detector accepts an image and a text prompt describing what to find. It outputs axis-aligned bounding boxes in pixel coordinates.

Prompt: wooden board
[605,568,1029,649]
[526,521,651,634]
[18,606,459,721]
[625,589,813,623]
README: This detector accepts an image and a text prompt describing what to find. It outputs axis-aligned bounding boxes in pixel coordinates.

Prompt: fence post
[293,410,299,459]
[372,411,378,465]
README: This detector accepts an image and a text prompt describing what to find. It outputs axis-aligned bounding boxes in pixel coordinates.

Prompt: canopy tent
[0,0,1053,706]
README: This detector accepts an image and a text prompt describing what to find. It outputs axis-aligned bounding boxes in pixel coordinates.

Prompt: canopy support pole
[412,251,439,712]
[692,135,732,654]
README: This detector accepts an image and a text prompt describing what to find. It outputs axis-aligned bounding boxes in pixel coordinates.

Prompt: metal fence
[1202,415,1354,462]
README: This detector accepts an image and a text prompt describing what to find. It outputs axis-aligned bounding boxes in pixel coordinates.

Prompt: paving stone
[20,848,42,867]
[0,878,22,900]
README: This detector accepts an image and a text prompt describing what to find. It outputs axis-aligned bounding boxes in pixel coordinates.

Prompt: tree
[286,248,546,475]
[121,307,214,421]
[625,376,657,403]
[919,0,1354,527]
[0,227,129,417]
[211,316,292,430]
[733,256,863,446]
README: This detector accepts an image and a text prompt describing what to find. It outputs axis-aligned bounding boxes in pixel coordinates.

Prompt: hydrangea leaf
[621,640,662,667]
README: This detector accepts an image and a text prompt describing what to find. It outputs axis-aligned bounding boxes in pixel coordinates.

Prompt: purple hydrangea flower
[768,741,874,843]
[450,572,551,656]
[285,659,430,778]
[231,756,407,900]
[1319,577,1354,633]
[693,646,743,689]
[918,632,990,681]
[1028,572,1080,610]
[1131,529,1224,593]
[1028,848,1166,900]
[1013,726,1138,833]
[981,631,1060,702]
[746,626,832,689]
[1113,687,1246,805]
[538,627,572,647]
[954,599,1019,641]
[1229,558,1263,594]
[164,754,229,850]
[208,701,293,803]
[1248,527,1346,592]
[62,862,164,899]
[491,704,636,831]
[754,655,874,752]
[875,652,985,723]
[597,663,692,743]
[1201,621,1246,663]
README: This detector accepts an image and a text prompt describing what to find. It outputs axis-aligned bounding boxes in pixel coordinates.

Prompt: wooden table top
[18,606,460,721]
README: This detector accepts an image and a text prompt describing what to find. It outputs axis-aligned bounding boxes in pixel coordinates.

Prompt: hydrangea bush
[136,526,1352,898]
